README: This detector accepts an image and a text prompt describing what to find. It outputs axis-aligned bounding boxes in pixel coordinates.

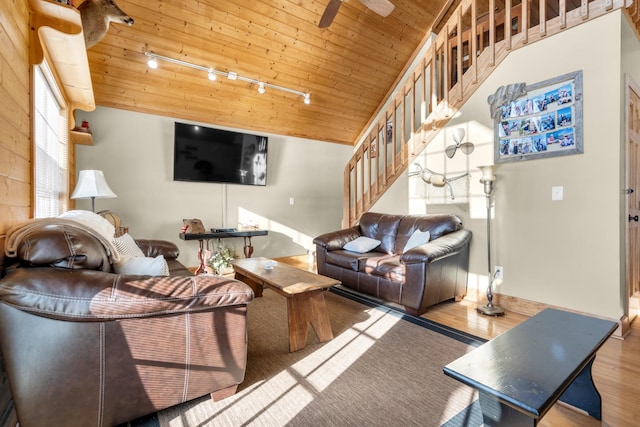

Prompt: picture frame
[491,70,583,164]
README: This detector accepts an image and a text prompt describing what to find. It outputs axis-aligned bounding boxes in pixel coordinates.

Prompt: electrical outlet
[494,266,503,280]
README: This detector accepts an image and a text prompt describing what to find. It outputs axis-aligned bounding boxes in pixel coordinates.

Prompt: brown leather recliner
[0,224,254,427]
[314,212,471,316]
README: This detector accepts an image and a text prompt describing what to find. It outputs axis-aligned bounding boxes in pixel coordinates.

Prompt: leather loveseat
[0,218,254,427]
[313,212,471,316]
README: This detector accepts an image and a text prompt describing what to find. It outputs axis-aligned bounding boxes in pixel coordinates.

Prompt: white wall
[377,12,630,320]
[75,107,352,268]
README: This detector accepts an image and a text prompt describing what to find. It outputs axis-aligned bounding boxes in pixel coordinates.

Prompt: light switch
[552,186,563,201]
[289,197,295,206]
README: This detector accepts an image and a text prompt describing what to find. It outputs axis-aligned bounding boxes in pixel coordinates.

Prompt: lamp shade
[478,165,497,183]
[71,170,117,200]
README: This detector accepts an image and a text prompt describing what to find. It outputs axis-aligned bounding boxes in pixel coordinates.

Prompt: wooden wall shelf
[29,0,95,130]
[70,130,94,146]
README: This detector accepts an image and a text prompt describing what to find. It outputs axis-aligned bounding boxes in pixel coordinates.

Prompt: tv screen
[173,122,268,186]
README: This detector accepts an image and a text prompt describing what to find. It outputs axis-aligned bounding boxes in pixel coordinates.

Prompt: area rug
[143,288,484,427]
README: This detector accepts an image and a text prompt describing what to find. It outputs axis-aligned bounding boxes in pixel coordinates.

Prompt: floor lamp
[71,170,117,212]
[477,165,505,316]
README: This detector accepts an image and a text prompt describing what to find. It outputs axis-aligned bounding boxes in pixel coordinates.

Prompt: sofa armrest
[313,227,361,251]
[135,239,180,260]
[0,268,254,322]
[401,229,472,264]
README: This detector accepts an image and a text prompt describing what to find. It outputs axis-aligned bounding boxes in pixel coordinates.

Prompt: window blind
[34,63,68,218]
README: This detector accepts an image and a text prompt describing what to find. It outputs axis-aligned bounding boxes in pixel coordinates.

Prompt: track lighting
[147,55,158,69]
[143,51,310,104]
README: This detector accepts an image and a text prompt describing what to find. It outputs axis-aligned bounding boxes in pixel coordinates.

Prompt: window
[33,62,68,218]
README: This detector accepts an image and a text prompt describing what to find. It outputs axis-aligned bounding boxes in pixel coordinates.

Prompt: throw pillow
[403,230,431,253]
[60,210,115,241]
[113,233,145,258]
[343,236,381,253]
[113,255,170,276]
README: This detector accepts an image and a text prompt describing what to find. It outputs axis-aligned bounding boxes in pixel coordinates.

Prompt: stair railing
[343,0,633,228]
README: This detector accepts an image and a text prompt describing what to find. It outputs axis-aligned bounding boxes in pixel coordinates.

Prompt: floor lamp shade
[71,170,117,212]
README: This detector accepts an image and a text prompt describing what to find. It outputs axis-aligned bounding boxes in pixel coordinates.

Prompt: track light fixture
[147,56,158,69]
[144,51,311,104]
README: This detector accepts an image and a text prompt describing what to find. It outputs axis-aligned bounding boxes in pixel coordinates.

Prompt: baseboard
[486,292,629,339]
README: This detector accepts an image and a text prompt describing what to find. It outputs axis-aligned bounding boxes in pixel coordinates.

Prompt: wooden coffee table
[231,257,340,352]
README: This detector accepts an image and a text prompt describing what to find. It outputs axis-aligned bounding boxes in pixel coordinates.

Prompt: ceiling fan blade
[319,0,343,28]
[359,0,395,17]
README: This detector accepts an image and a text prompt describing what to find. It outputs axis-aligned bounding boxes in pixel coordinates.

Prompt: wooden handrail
[343,0,634,228]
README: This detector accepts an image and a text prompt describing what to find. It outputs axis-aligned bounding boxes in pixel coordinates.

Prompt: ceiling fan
[319,0,395,29]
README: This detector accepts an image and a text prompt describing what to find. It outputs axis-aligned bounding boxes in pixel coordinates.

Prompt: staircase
[343,0,639,228]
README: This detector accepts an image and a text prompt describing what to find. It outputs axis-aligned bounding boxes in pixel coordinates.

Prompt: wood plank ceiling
[85,0,459,146]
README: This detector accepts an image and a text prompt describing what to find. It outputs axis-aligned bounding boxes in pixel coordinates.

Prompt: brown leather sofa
[0,223,254,427]
[313,212,471,316]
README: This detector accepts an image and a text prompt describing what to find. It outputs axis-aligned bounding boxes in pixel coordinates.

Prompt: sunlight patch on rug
[291,306,400,392]
[159,290,478,427]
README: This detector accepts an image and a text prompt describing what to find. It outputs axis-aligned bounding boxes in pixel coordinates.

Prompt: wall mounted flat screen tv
[173,122,268,186]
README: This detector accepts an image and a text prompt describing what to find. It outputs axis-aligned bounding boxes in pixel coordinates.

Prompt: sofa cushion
[326,250,383,271]
[395,214,462,254]
[362,255,404,282]
[358,213,403,254]
[113,233,145,258]
[343,236,381,253]
[113,255,170,276]
[403,230,430,253]
[326,250,361,271]
[112,233,171,276]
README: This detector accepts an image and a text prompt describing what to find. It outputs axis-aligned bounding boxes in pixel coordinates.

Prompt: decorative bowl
[261,260,277,270]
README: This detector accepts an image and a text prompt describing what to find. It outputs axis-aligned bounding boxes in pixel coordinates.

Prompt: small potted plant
[207,245,235,276]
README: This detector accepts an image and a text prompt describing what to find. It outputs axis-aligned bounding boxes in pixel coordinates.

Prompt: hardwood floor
[277,255,640,427]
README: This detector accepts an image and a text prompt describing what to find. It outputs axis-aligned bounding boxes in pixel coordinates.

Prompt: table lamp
[71,169,117,212]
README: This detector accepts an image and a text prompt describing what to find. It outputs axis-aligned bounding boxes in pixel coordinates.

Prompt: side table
[179,230,268,274]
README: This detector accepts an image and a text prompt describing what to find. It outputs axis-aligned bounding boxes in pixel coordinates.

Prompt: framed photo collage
[494,70,583,163]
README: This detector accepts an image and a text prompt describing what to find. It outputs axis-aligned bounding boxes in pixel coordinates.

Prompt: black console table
[444,308,617,426]
[179,230,268,274]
